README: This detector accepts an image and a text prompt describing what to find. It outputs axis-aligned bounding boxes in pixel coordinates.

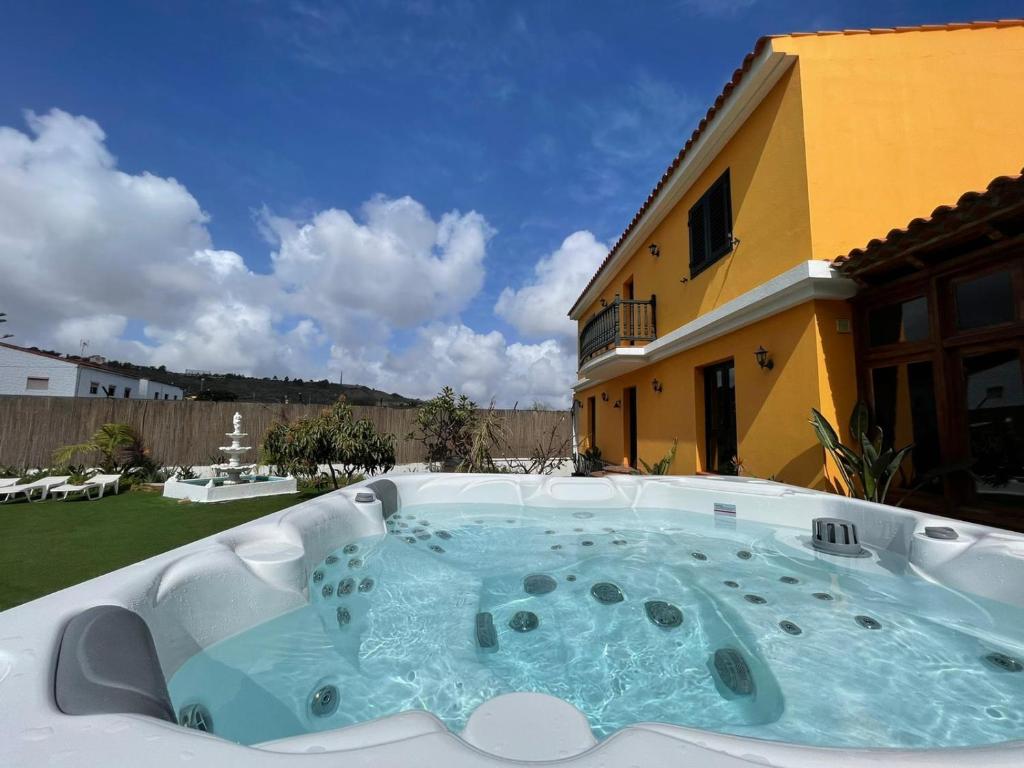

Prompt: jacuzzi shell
[1,473,1023,767]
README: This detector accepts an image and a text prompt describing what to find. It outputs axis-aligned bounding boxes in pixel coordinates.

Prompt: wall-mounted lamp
[648,243,660,257]
[572,398,582,409]
[679,277,688,284]
[600,298,608,308]
[730,234,741,249]
[613,400,622,408]
[651,378,663,393]
[755,346,774,371]
[601,392,609,402]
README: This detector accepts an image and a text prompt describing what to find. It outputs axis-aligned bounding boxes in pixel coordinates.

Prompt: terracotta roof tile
[833,168,1024,273]
[568,19,1024,316]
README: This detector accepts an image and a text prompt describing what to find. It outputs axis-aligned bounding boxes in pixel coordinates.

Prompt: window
[867,296,929,346]
[89,381,99,395]
[870,362,941,487]
[688,170,733,276]
[26,377,49,391]
[154,392,160,399]
[123,387,131,398]
[173,395,178,400]
[955,270,1016,330]
[853,247,1024,527]
[164,394,169,400]
[963,349,1023,503]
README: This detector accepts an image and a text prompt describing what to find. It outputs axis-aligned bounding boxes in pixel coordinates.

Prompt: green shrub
[262,399,396,489]
[408,386,477,469]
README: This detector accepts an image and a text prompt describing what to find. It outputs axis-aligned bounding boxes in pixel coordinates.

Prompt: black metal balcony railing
[579,296,656,365]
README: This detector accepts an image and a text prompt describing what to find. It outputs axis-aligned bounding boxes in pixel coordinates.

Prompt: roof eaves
[567,35,773,317]
[834,168,1024,272]
[567,19,1024,319]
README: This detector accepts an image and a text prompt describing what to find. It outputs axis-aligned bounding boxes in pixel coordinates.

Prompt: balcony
[579,296,656,366]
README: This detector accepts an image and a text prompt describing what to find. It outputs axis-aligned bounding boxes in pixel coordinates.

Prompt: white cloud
[329,324,575,408]
[189,249,249,278]
[52,314,128,352]
[266,196,492,332]
[0,108,577,407]
[495,230,607,338]
[0,110,214,331]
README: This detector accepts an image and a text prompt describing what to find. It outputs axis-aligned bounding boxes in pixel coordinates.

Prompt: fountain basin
[163,475,297,503]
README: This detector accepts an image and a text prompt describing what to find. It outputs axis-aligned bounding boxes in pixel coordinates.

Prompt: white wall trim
[569,44,795,320]
[573,260,856,391]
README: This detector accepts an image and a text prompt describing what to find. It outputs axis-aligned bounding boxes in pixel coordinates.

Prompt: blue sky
[0,0,1019,404]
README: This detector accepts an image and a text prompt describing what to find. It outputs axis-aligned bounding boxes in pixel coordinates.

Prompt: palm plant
[53,423,149,473]
[809,402,912,504]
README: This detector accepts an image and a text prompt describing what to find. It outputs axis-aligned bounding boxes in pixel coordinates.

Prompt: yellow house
[569,21,1024,497]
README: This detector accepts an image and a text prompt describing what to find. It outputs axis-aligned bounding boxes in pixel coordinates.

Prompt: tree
[262,400,396,489]
[408,386,477,469]
[410,388,571,474]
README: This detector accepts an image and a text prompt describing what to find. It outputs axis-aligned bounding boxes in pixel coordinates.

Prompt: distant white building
[0,343,184,400]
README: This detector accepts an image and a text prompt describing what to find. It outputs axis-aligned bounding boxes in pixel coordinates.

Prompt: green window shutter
[688,170,733,277]
[708,171,732,259]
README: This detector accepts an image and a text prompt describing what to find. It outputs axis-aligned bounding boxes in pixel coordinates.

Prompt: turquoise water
[168,504,1024,748]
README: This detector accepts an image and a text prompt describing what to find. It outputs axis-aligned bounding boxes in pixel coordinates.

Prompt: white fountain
[215,412,256,485]
[163,411,297,503]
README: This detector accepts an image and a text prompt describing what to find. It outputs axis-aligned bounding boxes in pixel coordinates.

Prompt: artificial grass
[0,489,325,611]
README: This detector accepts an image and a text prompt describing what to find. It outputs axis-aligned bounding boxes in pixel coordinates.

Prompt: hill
[101,360,419,407]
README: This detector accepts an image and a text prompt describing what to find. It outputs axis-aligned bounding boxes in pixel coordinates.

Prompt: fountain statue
[163,410,297,503]
[214,412,257,484]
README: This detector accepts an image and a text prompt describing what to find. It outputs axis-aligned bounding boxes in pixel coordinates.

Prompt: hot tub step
[475,612,498,652]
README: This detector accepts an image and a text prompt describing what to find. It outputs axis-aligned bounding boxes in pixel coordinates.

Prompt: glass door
[961,347,1024,508]
[623,387,637,468]
[704,360,737,475]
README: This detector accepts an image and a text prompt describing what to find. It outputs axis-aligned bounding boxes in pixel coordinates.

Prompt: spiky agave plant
[809,402,913,504]
[640,439,678,475]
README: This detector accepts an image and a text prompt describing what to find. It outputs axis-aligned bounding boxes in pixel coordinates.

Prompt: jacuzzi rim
[3,472,1024,768]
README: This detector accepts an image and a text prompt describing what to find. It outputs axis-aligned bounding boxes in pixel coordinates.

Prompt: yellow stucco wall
[577,300,854,488]
[573,25,1024,489]
[774,26,1024,261]
[576,62,814,337]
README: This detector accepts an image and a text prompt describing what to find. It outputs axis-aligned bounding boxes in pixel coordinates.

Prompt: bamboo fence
[0,396,571,468]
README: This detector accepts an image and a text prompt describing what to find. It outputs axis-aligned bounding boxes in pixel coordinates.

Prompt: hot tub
[2,474,1023,767]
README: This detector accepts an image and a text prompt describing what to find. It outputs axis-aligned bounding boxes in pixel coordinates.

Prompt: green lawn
[0,489,325,611]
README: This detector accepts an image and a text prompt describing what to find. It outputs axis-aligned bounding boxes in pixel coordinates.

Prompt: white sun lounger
[49,474,122,501]
[0,478,19,488]
[0,476,72,503]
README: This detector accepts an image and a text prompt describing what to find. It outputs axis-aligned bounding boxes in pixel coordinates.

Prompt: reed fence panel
[0,396,572,469]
